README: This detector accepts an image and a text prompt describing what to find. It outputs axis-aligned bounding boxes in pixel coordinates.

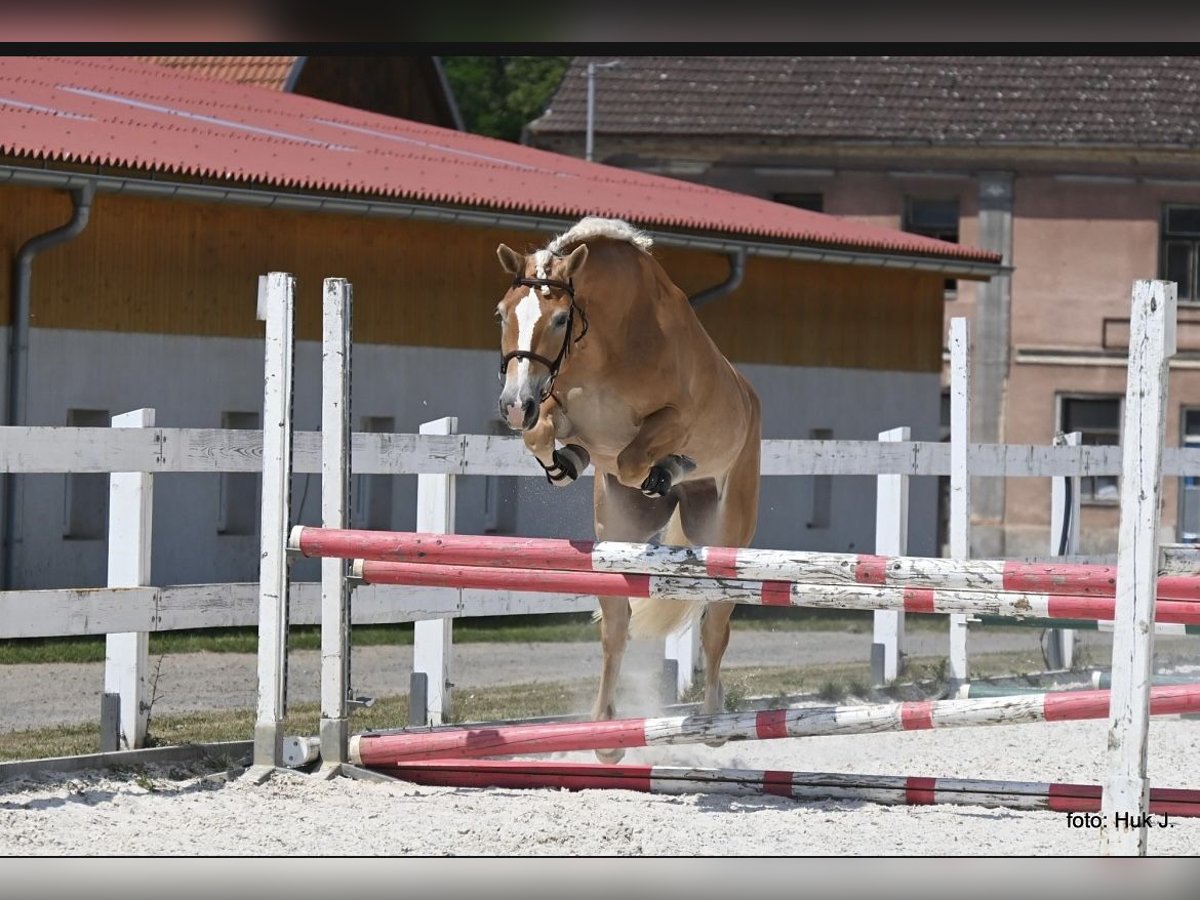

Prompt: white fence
[2,279,1197,753]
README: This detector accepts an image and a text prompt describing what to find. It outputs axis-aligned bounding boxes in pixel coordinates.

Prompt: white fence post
[1045,431,1082,670]
[253,272,296,770]
[320,278,352,766]
[103,407,155,750]
[413,416,458,725]
[664,619,700,701]
[1101,280,1176,856]
[948,317,971,687]
[872,426,909,685]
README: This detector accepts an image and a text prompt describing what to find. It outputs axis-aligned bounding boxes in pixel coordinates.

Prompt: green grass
[0,648,1056,763]
[0,609,930,666]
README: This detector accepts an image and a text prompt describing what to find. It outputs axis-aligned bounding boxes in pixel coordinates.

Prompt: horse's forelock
[548,217,653,255]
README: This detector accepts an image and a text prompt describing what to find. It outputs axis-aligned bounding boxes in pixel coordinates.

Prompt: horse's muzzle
[502,397,539,431]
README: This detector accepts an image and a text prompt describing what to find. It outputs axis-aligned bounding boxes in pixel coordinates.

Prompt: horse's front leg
[616,406,693,498]
[522,399,589,487]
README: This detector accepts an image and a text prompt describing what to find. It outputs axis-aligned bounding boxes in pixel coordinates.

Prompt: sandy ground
[2,628,1198,856]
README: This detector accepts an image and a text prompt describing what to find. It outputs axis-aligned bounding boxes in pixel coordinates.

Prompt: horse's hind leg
[591,472,677,763]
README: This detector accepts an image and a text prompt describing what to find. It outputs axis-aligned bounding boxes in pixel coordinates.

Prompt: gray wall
[8,327,939,589]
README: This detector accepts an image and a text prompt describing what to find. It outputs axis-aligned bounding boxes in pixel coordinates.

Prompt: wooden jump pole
[346,683,1200,766]
[290,526,1200,602]
[343,558,1200,625]
[378,759,1200,817]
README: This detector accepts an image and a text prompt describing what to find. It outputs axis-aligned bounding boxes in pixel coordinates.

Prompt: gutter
[282,57,307,93]
[689,249,746,309]
[2,184,94,589]
[0,165,1009,280]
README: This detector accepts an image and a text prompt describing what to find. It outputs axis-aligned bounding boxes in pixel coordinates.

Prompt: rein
[499,275,589,402]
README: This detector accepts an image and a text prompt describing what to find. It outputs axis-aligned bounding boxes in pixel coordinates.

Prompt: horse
[493,216,761,763]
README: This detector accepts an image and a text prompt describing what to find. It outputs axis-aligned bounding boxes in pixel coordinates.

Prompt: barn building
[0,56,1000,589]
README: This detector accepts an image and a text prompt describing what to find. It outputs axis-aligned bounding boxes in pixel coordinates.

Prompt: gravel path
[0,627,1121,731]
[3,627,1198,856]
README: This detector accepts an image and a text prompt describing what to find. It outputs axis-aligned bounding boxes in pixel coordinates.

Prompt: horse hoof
[544,445,590,487]
[595,747,626,764]
[640,465,672,498]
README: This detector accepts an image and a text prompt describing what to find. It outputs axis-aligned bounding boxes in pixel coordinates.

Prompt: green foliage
[441,56,570,142]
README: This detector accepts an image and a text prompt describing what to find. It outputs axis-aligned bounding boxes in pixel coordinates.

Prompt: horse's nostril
[523,398,536,418]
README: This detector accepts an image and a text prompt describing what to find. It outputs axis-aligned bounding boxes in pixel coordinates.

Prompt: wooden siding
[1,185,942,372]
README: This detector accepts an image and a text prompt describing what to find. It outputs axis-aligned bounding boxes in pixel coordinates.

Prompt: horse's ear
[496,244,524,275]
[562,244,589,278]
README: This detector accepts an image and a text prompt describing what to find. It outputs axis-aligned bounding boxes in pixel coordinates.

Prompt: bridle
[499,275,589,403]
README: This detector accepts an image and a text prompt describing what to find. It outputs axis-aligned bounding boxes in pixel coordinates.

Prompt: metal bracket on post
[99,692,121,753]
[1045,431,1082,671]
[408,672,429,727]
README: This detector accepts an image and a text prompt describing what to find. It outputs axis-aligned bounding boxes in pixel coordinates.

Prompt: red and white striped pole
[291,526,1200,601]
[345,559,1200,626]
[347,684,1200,766]
[379,759,1200,817]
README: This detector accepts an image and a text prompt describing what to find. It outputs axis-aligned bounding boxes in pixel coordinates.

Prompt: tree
[441,56,569,143]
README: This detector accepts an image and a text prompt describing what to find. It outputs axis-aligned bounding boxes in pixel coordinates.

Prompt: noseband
[499,276,589,402]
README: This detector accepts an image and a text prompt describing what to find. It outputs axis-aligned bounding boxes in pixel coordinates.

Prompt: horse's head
[494,242,589,430]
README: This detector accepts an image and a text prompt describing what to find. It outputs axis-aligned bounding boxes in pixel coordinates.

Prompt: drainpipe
[689,249,746,310]
[2,184,94,589]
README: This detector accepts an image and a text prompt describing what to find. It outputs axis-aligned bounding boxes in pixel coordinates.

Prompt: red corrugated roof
[0,56,999,266]
[137,56,300,91]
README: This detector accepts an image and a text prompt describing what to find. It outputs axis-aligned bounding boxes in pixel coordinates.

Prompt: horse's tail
[626,507,706,639]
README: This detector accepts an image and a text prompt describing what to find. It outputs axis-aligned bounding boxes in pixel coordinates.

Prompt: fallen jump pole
[346,559,1200,626]
[347,684,1200,766]
[379,759,1200,817]
[291,526,1200,602]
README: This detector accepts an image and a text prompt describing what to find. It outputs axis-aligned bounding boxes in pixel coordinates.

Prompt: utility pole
[586,59,622,162]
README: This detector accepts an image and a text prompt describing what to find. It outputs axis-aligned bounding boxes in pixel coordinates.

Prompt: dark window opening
[903,197,960,296]
[773,192,824,213]
[1060,396,1121,504]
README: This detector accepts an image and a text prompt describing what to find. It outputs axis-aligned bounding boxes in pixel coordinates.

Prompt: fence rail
[7,425,1200,478]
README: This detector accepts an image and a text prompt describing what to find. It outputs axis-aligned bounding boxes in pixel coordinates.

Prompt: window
[806,428,833,529]
[773,192,824,213]
[63,409,110,539]
[218,411,259,535]
[1059,396,1121,504]
[1160,205,1200,302]
[1179,408,1200,542]
[483,419,518,534]
[903,197,960,295]
[353,416,395,530]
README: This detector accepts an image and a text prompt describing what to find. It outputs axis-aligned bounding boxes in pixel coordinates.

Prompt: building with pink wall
[527,55,1200,555]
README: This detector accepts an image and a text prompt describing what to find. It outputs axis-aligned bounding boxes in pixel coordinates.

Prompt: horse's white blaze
[512,288,542,393]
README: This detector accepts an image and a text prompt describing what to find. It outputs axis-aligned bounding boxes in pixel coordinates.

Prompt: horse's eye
[551,312,569,328]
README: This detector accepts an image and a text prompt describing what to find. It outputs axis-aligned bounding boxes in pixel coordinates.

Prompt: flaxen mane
[548,217,654,254]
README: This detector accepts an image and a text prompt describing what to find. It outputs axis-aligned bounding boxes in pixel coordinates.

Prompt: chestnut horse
[494,217,761,762]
